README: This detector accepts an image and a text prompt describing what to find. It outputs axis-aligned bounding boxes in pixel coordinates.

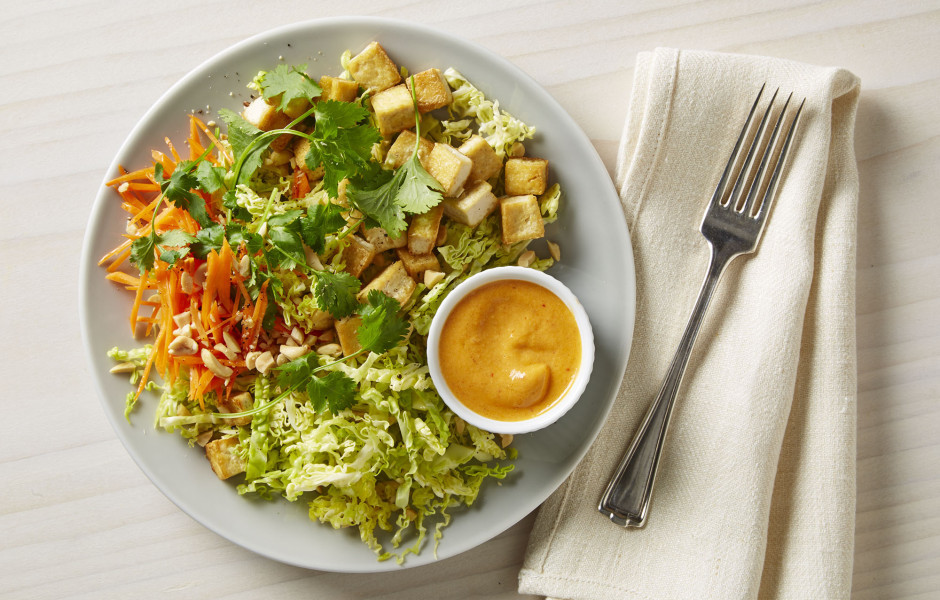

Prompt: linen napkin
[519,48,860,600]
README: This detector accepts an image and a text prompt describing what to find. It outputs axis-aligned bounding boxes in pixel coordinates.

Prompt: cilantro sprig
[129,147,218,272]
[345,76,443,237]
[258,63,321,113]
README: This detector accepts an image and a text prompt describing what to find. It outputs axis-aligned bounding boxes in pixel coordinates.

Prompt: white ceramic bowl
[427,267,595,434]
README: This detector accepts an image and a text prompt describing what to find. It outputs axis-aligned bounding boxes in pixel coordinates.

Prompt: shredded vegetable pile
[102,44,560,562]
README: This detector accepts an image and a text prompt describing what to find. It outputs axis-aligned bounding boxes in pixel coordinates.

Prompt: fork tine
[740,92,793,217]
[709,83,765,208]
[754,97,804,220]
[727,88,779,210]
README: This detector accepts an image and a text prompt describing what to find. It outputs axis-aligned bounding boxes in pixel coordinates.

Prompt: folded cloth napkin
[518,48,860,600]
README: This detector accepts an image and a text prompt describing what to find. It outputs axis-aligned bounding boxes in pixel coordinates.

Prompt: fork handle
[598,244,736,527]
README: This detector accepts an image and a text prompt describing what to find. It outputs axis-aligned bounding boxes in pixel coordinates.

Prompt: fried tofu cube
[442,181,499,227]
[408,204,444,255]
[357,260,416,307]
[319,75,360,102]
[292,138,325,180]
[216,391,254,427]
[426,143,472,197]
[242,97,293,150]
[342,235,377,278]
[205,437,246,480]
[335,315,363,356]
[371,84,415,136]
[242,97,280,130]
[458,135,502,183]
[385,129,434,170]
[346,42,401,93]
[504,157,549,196]
[396,247,441,278]
[362,226,407,253]
[500,194,545,244]
[405,68,453,113]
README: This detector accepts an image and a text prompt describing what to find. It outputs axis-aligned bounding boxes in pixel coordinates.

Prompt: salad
[101,41,560,562]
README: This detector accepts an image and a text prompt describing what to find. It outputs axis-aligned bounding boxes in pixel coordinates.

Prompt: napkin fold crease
[519,48,860,600]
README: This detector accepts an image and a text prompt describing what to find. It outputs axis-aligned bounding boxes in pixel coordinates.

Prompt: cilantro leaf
[130,235,157,271]
[345,174,408,238]
[299,203,347,254]
[356,290,408,354]
[396,152,443,214]
[274,354,357,416]
[266,216,305,270]
[190,223,225,259]
[306,371,357,414]
[313,270,361,318]
[303,100,381,198]
[154,163,212,227]
[222,189,252,222]
[130,228,196,270]
[219,108,271,185]
[226,224,263,255]
[260,64,321,113]
[194,160,227,193]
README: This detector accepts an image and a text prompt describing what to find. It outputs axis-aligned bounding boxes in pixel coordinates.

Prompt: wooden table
[2,1,937,598]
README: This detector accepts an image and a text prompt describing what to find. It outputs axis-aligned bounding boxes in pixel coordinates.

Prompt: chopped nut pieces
[316,343,343,357]
[109,362,137,374]
[279,344,309,361]
[516,250,537,268]
[180,270,195,294]
[168,335,199,356]
[547,240,561,261]
[201,348,233,379]
[254,351,276,374]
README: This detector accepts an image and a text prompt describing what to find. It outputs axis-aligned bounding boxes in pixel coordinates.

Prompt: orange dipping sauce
[437,279,582,421]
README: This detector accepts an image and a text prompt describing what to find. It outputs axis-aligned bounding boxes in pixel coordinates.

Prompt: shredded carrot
[106,166,154,187]
[134,327,164,403]
[106,247,132,273]
[106,271,143,288]
[98,238,132,266]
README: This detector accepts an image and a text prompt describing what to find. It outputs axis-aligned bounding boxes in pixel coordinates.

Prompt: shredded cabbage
[443,68,536,157]
[233,350,512,562]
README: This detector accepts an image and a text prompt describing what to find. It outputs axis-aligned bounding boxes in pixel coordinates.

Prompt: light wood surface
[2,1,938,598]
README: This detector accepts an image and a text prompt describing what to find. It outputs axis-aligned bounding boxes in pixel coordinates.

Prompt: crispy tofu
[408,204,444,255]
[504,157,549,196]
[426,143,472,198]
[500,194,545,244]
[205,437,246,480]
[342,235,377,278]
[396,247,441,278]
[318,75,360,103]
[442,180,499,227]
[292,138,325,180]
[335,315,363,356]
[458,135,502,183]
[242,97,293,150]
[216,391,254,427]
[347,42,401,93]
[371,84,415,137]
[362,225,407,253]
[405,68,453,113]
[385,129,434,170]
[357,260,416,307]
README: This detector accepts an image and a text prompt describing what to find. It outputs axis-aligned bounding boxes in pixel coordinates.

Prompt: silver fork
[598,86,804,527]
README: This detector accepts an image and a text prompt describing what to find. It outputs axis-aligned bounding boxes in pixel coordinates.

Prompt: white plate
[79,16,635,572]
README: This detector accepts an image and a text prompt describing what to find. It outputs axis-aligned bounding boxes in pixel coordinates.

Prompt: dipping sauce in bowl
[427,267,594,434]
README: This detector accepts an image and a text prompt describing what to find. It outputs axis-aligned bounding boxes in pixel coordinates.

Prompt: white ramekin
[426,266,595,434]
